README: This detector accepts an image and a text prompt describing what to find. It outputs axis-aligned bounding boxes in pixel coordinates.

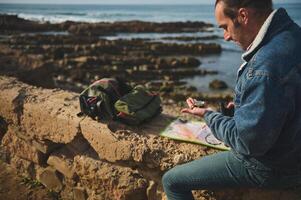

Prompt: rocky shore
[0,14,230,104]
[0,14,213,35]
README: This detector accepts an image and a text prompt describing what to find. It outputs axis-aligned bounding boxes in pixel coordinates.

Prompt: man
[162,0,301,199]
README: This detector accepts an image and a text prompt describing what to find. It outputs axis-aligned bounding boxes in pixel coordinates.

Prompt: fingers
[181,107,209,118]
[181,108,192,114]
[226,102,235,109]
[186,97,196,109]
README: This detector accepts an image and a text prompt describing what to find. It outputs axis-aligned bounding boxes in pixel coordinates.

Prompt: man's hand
[181,97,213,118]
[219,101,235,117]
[226,102,235,109]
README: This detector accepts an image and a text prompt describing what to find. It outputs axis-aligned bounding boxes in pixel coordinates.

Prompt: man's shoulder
[252,28,301,77]
[263,25,300,58]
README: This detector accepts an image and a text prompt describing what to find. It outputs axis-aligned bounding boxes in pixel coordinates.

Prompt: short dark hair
[215,0,273,19]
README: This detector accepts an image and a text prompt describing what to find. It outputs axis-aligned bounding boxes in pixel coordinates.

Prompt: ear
[237,8,249,25]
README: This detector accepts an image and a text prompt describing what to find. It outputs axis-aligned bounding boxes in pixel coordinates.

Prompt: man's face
[215,2,250,50]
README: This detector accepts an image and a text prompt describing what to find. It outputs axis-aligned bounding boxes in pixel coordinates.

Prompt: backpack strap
[77,95,90,118]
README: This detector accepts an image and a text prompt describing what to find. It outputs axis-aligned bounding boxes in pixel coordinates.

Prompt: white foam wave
[14,12,149,24]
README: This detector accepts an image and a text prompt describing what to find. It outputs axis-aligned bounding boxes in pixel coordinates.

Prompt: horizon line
[0,2,300,5]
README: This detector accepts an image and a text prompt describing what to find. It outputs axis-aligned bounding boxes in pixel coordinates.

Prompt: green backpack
[115,85,162,125]
[78,78,162,125]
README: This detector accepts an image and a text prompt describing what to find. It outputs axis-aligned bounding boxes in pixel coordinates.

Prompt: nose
[224,31,231,41]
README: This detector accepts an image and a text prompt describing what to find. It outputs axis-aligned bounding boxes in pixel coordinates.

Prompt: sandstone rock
[21,89,81,143]
[0,146,8,162]
[47,150,76,179]
[73,154,148,200]
[9,156,35,178]
[2,76,301,200]
[79,117,133,162]
[1,129,47,165]
[66,134,91,153]
[0,77,80,144]
[47,134,92,179]
[73,187,87,200]
[173,154,187,165]
[36,166,63,192]
[0,116,8,141]
[13,126,32,142]
[147,180,158,200]
[32,139,62,155]
[60,185,74,200]
[0,77,24,124]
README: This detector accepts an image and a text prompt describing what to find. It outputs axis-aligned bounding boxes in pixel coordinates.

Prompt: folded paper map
[161,118,230,151]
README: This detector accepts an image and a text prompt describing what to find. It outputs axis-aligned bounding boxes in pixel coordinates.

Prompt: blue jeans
[162,151,301,200]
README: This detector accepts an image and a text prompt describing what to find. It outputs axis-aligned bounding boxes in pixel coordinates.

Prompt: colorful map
[161,119,230,151]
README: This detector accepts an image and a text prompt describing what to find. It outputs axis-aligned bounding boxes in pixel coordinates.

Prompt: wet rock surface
[0,33,222,101]
[161,35,222,41]
[0,14,60,34]
[209,79,228,90]
[0,160,53,200]
[0,14,213,36]
[66,20,214,36]
[0,14,223,101]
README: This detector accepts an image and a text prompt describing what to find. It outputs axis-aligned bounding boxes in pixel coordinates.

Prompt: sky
[0,0,300,4]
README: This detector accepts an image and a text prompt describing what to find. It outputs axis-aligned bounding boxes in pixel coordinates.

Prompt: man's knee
[162,168,180,191]
[162,170,172,189]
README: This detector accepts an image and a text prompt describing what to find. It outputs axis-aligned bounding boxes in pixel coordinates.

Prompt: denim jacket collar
[242,9,277,61]
[238,8,294,74]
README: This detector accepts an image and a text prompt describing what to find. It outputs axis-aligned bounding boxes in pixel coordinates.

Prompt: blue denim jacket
[204,8,301,170]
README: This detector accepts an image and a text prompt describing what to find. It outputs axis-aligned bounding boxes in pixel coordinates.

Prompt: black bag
[78,78,131,120]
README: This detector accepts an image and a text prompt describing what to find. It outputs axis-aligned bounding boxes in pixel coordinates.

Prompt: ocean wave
[13,12,151,23]
[2,10,212,24]
[53,12,87,16]
[17,13,67,23]
[16,13,105,23]
[87,12,139,18]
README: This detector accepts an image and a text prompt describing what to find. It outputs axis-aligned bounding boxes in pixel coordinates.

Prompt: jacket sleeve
[204,74,289,156]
